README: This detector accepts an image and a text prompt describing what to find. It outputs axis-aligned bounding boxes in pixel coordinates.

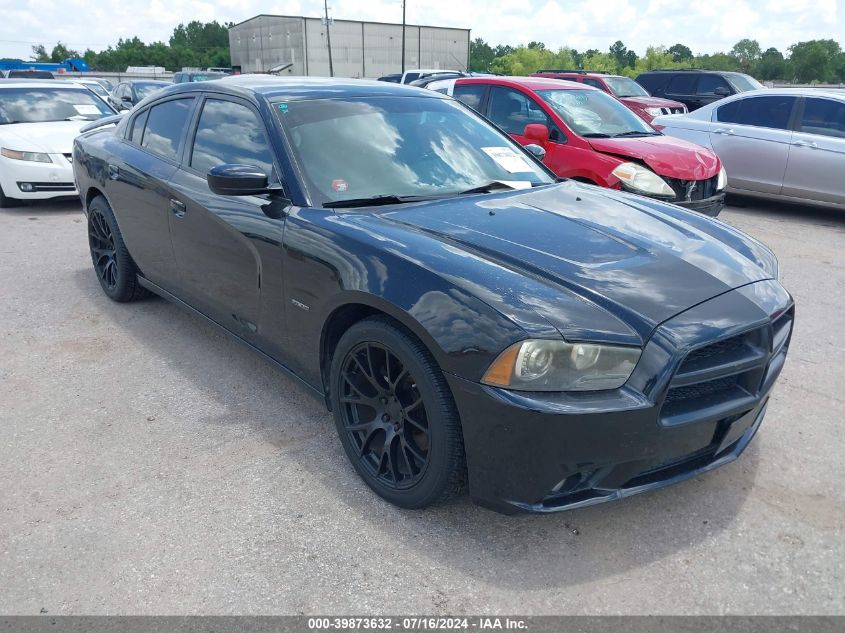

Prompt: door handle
[107,164,119,180]
[169,198,186,218]
[793,140,818,148]
[713,128,735,135]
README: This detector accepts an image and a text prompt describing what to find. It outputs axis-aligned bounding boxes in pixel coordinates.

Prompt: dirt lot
[0,197,843,615]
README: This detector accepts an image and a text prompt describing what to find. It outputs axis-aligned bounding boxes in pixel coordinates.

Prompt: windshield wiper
[324,194,435,209]
[613,131,661,137]
[581,132,612,138]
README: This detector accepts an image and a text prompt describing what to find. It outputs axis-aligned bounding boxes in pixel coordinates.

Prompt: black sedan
[73,77,793,514]
[108,79,170,111]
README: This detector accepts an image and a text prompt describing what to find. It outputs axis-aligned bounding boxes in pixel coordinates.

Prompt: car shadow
[0,199,83,217]
[726,194,845,227]
[71,267,758,591]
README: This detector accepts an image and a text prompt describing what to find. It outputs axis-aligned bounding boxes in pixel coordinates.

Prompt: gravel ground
[0,196,843,615]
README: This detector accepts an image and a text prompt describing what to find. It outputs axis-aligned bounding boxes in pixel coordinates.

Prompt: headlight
[611,162,674,197]
[1,148,53,163]
[482,339,641,392]
[644,107,663,117]
[717,165,727,191]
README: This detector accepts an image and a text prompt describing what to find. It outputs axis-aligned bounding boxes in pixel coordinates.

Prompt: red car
[440,76,726,216]
[530,70,688,123]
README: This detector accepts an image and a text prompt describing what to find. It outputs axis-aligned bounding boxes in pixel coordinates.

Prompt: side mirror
[713,86,731,97]
[207,164,270,196]
[523,123,550,146]
[524,144,546,161]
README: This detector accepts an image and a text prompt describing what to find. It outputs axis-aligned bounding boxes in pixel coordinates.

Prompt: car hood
[620,96,686,109]
[0,120,91,154]
[587,135,720,180]
[376,182,772,339]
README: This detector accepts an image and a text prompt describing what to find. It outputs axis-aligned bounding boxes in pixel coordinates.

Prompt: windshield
[536,89,656,137]
[134,82,168,99]
[82,83,109,98]
[726,73,765,92]
[276,96,554,206]
[0,87,114,123]
[603,76,649,98]
[190,73,225,82]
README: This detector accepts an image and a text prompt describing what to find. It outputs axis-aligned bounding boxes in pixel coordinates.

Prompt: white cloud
[0,0,841,60]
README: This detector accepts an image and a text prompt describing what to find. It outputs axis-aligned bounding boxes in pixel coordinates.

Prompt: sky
[1,0,841,60]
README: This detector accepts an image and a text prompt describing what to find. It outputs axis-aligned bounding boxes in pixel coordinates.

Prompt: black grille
[664,376,738,404]
[663,174,720,202]
[682,333,746,365]
[660,326,769,427]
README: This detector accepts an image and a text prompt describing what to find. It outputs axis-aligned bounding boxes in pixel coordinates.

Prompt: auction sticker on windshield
[481,147,534,173]
[73,104,101,115]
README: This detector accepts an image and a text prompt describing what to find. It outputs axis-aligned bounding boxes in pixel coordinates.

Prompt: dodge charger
[72,77,793,514]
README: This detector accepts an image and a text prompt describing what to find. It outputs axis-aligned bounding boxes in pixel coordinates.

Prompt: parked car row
[0,80,116,207]
[653,89,845,209]
[431,76,727,215]
[69,76,793,514]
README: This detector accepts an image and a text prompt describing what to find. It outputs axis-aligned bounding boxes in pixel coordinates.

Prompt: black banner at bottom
[0,616,842,633]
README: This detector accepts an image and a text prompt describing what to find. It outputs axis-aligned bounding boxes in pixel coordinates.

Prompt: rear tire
[329,316,467,509]
[87,195,149,302]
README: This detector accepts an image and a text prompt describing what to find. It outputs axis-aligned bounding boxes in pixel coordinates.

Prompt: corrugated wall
[229,15,469,78]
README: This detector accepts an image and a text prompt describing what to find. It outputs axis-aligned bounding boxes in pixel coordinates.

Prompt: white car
[652,88,845,210]
[400,68,460,84]
[0,80,116,207]
[61,78,112,104]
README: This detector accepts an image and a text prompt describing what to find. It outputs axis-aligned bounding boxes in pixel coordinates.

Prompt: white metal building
[228,14,470,78]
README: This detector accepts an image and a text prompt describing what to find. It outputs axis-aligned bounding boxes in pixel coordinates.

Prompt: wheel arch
[318,294,451,410]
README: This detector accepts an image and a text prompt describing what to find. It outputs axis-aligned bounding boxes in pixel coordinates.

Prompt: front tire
[329,317,467,509]
[87,195,149,302]
[0,183,21,208]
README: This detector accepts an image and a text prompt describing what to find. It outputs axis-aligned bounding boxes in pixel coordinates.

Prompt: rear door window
[667,75,697,94]
[128,108,149,143]
[487,86,551,135]
[140,98,194,161]
[696,74,731,96]
[453,84,486,112]
[798,98,845,138]
[716,95,797,130]
[582,78,606,91]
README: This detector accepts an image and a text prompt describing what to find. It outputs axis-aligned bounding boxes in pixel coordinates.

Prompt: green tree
[469,37,495,72]
[527,41,546,50]
[30,44,50,62]
[490,46,576,75]
[583,51,618,73]
[50,42,81,63]
[667,43,693,63]
[609,40,637,70]
[755,47,785,80]
[730,38,762,74]
[634,46,680,73]
[694,52,739,71]
[788,39,842,83]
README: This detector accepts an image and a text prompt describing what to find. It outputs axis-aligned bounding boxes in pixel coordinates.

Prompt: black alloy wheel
[89,206,118,291]
[330,317,466,508]
[86,196,149,302]
[339,341,431,489]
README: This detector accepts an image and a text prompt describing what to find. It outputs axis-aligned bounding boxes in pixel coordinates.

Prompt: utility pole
[324,0,334,77]
[401,0,406,73]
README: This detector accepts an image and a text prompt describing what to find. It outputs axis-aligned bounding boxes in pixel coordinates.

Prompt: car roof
[0,80,88,89]
[456,76,597,91]
[722,87,845,101]
[156,74,448,101]
[535,71,624,79]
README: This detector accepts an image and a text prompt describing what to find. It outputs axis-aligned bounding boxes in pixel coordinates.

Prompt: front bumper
[0,153,77,201]
[448,279,793,514]
[676,193,726,217]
